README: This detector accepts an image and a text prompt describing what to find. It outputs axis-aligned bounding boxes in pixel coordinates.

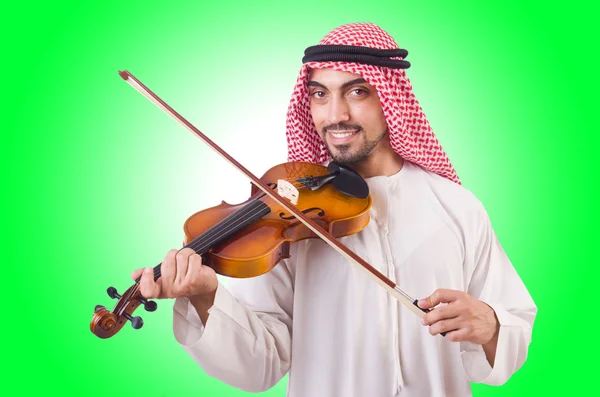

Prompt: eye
[310,90,327,99]
[350,88,367,96]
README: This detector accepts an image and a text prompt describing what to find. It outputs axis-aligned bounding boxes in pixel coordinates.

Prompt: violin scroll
[91,284,156,339]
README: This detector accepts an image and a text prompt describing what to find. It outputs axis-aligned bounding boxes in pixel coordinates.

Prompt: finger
[182,253,203,295]
[418,289,464,309]
[139,267,161,299]
[428,316,462,337]
[443,327,470,343]
[184,253,202,283]
[131,268,145,281]
[161,249,179,298]
[175,248,196,285]
[422,303,461,326]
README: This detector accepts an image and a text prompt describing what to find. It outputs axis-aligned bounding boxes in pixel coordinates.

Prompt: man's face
[308,68,388,164]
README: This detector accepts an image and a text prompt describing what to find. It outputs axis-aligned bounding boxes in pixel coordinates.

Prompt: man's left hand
[418,289,499,345]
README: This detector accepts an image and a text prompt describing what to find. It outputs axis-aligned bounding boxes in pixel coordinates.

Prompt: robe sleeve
[171,256,294,392]
[459,202,538,385]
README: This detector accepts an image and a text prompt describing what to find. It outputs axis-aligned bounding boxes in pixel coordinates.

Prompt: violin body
[184,161,372,278]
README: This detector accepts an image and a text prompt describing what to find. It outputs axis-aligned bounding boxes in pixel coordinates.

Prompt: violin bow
[118,70,429,319]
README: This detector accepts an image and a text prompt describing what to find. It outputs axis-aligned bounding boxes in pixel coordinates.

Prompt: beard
[323,124,388,164]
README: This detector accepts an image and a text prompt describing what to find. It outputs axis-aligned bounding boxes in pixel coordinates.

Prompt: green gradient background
[3,0,597,396]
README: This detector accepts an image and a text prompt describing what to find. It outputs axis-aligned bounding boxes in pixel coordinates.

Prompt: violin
[90,71,437,339]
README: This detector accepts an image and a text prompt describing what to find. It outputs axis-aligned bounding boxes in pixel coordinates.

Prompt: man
[133,23,537,396]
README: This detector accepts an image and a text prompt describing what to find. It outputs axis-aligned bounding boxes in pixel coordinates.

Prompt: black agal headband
[302,45,411,69]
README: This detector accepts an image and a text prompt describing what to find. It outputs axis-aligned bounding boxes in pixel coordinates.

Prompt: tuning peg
[123,313,143,329]
[107,287,121,299]
[95,305,105,311]
[137,296,158,312]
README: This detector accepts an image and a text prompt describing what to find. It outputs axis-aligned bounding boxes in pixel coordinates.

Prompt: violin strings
[186,183,327,256]
[147,178,325,282]
[161,200,267,269]
[186,200,270,254]
[151,204,267,281]
[276,177,313,188]
[149,199,270,280]
[274,177,334,191]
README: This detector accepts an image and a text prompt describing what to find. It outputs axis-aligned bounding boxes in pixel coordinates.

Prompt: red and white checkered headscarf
[285,23,460,185]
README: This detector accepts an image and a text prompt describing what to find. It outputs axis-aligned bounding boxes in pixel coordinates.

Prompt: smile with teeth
[329,130,359,138]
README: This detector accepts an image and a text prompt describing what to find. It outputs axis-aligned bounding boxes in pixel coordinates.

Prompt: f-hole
[279,207,325,220]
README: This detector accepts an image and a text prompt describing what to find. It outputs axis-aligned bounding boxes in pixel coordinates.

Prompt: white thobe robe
[172,160,537,396]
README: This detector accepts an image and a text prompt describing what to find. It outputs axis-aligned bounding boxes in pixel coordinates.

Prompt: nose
[327,96,350,124]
